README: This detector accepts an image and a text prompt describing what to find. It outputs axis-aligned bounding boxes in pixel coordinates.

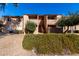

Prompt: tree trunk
[70,26,74,34]
[64,26,69,33]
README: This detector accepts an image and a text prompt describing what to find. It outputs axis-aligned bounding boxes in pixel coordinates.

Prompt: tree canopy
[58,12,79,33]
[58,12,79,27]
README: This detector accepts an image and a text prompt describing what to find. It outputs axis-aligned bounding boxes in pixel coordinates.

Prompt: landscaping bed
[22,33,79,55]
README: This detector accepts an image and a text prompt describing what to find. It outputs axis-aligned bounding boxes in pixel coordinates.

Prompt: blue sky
[0,3,79,17]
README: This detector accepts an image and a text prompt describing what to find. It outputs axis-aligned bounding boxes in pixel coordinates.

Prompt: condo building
[4,14,79,34]
[1,14,63,34]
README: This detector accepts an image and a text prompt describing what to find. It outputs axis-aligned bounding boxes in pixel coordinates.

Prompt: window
[7,18,11,22]
[48,15,57,19]
[17,18,21,22]
[29,15,37,19]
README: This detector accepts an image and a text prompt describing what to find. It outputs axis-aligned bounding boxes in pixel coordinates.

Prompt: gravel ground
[0,34,35,56]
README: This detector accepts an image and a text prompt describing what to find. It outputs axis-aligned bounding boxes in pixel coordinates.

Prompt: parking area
[0,34,34,56]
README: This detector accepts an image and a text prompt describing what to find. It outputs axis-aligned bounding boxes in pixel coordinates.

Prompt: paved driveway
[0,34,34,56]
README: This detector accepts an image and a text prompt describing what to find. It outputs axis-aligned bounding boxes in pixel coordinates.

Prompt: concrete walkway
[0,34,34,56]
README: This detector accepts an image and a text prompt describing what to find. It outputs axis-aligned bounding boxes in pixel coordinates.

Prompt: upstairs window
[7,18,11,22]
[29,15,37,19]
[48,15,57,19]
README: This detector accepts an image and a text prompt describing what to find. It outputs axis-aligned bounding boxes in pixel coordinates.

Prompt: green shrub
[22,33,79,55]
[25,21,37,33]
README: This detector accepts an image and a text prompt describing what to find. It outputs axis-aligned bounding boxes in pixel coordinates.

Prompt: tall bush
[25,21,37,33]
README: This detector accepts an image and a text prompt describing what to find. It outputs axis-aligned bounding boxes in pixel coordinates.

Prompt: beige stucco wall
[47,20,57,25]
[23,15,29,29]
[29,19,41,25]
[47,15,62,25]
[16,18,23,30]
[63,25,79,32]
[23,15,29,34]
[75,25,79,30]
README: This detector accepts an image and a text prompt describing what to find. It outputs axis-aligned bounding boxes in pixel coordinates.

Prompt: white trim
[0,0,79,3]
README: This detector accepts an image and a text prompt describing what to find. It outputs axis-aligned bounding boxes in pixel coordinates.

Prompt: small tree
[25,21,37,34]
[58,16,69,33]
[58,12,79,33]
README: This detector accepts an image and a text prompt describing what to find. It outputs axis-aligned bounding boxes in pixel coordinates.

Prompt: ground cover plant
[22,33,79,55]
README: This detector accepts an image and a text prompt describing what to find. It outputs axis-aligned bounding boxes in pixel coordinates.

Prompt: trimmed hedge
[22,33,79,55]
